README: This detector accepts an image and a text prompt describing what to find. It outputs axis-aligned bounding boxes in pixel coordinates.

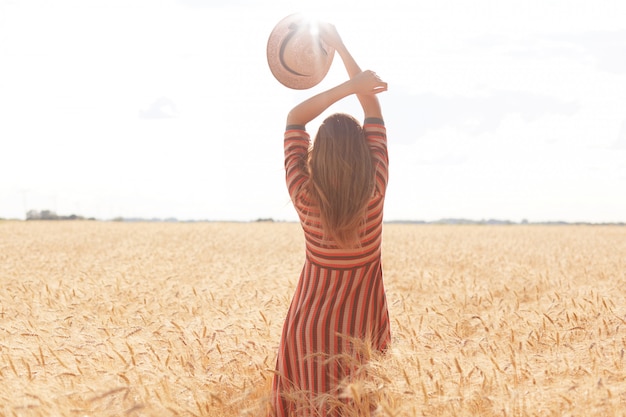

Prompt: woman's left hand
[350,70,388,95]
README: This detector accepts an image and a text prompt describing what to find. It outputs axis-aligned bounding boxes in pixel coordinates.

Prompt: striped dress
[270,118,391,417]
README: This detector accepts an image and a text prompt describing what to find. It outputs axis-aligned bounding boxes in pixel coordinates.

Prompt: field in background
[1,221,625,416]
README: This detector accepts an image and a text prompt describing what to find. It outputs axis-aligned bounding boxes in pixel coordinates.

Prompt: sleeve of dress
[284,125,311,201]
[363,118,388,195]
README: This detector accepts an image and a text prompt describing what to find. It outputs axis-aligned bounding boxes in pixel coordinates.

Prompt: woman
[270,24,390,416]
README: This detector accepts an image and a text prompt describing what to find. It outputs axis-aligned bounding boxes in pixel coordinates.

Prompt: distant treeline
[8,210,623,226]
[385,218,626,226]
[25,210,95,221]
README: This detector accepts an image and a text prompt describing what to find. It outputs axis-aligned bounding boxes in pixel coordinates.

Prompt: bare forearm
[335,43,361,79]
[336,44,383,120]
[286,66,386,127]
[286,80,354,127]
[317,23,385,119]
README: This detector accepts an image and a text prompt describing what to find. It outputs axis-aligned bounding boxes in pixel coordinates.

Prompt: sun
[295,10,324,37]
[305,17,320,38]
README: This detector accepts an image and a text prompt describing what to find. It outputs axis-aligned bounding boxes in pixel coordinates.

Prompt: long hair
[307,113,375,248]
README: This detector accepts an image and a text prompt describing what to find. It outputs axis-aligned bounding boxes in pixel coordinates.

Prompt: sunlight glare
[307,18,320,38]
[297,10,324,38]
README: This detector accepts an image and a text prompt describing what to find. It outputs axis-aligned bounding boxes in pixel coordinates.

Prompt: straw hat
[267,13,335,90]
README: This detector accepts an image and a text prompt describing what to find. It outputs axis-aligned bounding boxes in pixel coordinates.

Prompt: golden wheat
[1,221,625,416]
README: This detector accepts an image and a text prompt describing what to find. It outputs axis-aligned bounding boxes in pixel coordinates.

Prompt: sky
[1,0,625,223]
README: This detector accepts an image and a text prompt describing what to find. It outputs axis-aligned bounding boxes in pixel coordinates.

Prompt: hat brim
[267,13,335,90]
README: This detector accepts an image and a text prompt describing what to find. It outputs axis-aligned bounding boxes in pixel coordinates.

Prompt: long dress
[270,118,391,417]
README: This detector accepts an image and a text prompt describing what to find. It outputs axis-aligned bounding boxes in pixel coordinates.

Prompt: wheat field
[1,221,625,416]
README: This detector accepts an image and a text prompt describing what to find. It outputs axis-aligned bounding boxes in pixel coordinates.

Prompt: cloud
[473,30,626,74]
[612,119,626,150]
[384,89,578,143]
[548,30,626,74]
[139,97,179,119]
[175,0,252,7]
[415,150,469,166]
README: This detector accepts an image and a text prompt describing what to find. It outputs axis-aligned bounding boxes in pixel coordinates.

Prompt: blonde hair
[308,113,375,248]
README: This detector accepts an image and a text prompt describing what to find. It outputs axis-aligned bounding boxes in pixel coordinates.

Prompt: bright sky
[1,0,625,222]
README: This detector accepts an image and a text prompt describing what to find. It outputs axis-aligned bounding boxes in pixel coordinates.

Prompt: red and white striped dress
[270,118,391,416]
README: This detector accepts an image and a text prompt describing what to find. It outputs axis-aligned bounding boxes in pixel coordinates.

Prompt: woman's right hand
[318,22,345,51]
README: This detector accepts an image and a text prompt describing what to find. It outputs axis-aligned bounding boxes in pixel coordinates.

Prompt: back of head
[308,113,374,248]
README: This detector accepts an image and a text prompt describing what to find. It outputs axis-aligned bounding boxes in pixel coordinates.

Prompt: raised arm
[286,69,387,127]
[319,23,384,120]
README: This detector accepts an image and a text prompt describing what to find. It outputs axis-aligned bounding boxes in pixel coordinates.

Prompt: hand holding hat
[350,70,388,96]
